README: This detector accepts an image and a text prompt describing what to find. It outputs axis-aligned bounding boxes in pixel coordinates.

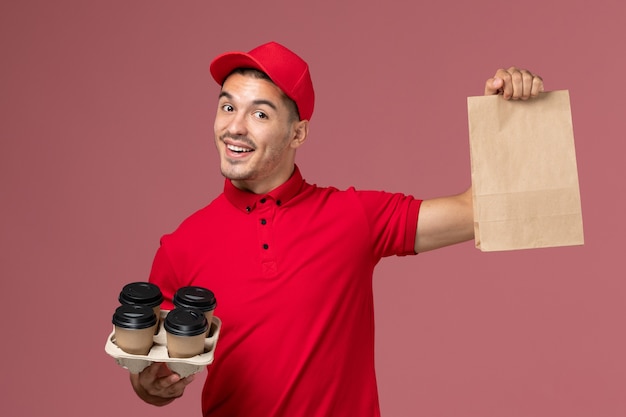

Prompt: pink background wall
[1,0,624,416]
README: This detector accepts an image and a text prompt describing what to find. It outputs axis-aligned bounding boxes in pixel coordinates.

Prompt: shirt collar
[224,165,305,213]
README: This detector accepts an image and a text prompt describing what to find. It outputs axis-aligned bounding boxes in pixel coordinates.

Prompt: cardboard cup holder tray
[105,310,221,378]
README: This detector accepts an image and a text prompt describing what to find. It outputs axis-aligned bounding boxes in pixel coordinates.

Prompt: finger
[507,67,525,100]
[516,69,534,100]
[141,362,164,380]
[139,363,177,394]
[163,374,195,399]
[163,369,196,389]
[507,67,544,100]
[156,368,181,390]
[181,373,196,387]
[518,69,543,100]
[530,74,544,97]
[484,77,504,95]
[494,68,514,99]
[154,362,176,379]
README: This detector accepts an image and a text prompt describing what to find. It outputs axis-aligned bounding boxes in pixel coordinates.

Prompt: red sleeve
[353,189,422,257]
[147,236,179,310]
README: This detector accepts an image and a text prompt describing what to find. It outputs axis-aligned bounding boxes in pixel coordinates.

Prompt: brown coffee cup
[164,308,208,358]
[112,305,158,355]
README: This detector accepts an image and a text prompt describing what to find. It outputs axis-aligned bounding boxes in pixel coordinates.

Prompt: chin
[220,164,251,181]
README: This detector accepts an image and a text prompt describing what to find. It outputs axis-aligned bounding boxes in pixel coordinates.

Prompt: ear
[290,120,309,149]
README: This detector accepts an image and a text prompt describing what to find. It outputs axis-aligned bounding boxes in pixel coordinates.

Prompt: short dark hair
[225,68,301,121]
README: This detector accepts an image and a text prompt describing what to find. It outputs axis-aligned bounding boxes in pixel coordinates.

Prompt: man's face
[214,72,306,194]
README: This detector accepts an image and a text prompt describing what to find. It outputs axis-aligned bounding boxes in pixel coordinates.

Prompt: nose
[223,111,247,137]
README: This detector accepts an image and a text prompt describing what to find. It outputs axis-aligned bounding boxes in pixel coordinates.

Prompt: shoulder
[160,194,229,244]
[294,183,419,220]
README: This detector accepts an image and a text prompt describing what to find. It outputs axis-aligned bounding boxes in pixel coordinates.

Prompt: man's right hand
[129,362,196,406]
[484,66,544,100]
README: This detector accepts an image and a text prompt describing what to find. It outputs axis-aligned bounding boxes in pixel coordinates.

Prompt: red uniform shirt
[149,166,421,416]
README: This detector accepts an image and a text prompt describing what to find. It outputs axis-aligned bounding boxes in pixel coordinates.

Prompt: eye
[221,104,234,112]
[253,111,268,120]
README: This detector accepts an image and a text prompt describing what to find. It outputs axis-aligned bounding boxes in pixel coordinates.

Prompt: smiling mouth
[226,144,254,154]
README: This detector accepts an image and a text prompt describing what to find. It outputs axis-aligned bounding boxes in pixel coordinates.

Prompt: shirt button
[245,206,251,213]
[262,243,269,250]
[260,198,267,204]
[276,200,282,206]
[260,219,267,225]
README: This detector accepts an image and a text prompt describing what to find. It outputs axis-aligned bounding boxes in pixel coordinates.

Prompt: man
[129,41,544,416]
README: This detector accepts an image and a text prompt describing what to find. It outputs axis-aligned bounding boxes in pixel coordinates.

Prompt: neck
[230,165,295,195]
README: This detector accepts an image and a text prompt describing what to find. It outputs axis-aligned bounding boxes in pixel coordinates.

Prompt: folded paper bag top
[467,90,584,251]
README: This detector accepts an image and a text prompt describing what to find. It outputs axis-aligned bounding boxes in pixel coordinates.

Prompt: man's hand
[129,362,196,406]
[484,67,544,100]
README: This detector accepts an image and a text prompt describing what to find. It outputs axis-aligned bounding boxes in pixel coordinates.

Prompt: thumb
[484,77,503,95]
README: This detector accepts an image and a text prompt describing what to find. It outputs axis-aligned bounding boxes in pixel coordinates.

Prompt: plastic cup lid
[164,308,208,337]
[119,282,163,308]
[112,305,157,329]
[173,286,216,312]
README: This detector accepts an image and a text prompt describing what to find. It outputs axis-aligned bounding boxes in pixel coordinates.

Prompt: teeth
[227,144,253,153]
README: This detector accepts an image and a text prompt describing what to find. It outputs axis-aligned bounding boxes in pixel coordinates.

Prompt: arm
[414,67,544,253]
[129,362,196,406]
[414,187,473,253]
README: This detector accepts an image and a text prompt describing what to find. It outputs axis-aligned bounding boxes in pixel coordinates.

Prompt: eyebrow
[219,91,278,111]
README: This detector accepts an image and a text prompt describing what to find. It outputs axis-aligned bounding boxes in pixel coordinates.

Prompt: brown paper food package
[467,90,584,251]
